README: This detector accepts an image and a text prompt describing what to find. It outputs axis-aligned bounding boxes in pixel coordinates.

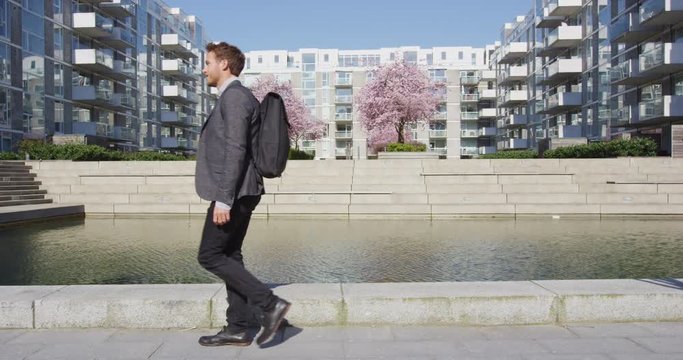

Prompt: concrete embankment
[2,279,682,329]
[25,158,683,218]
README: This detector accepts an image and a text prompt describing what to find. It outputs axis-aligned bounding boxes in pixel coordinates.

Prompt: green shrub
[385,142,427,152]
[544,137,657,158]
[0,152,21,160]
[479,150,538,159]
[288,148,314,160]
[18,140,189,161]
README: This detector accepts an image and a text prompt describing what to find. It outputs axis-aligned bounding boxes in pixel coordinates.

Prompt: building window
[0,0,7,39]
[274,55,279,63]
[471,53,476,65]
[324,54,329,62]
[426,54,433,65]
[458,51,464,60]
[441,52,446,60]
[390,53,395,61]
[53,26,64,60]
[258,56,262,64]
[54,63,64,97]
[0,42,9,83]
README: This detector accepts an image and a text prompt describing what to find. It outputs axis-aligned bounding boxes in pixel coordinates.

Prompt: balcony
[545,25,582,49]
[478,146,497,155]
[433,112,447,120]
[639,95,683,123]
[461,111,479,120]
[334,95,353,104]
[161,137,192,149]
[504,114,529,128]
[162,59,198,81]
[335,148,352,157]
[102,27,135,50]
[480,70,497,81]
[498,66,528,86]
[161,111,195,127]
[499,90,529,107]
[499,42,529,64]
[461,93,479,102]
[461,129,479,138]
[478,108,497,118]
[73,85,134,111]
[460,76,480,85]
[74,49,114,73]
[335,113,353,121]
[540,58,583,86]
[479,89,497,101]
[429,129,447,138]
[547,0,582,17]
[611,11,658,44]
[611,105,634,127]
[639,42,683,77]
[160,34,197,59]
[73,13,113,38]
[100,0,136,19]
[540,91,582,115]
[536,7,564,28]
[162,85,199,104]
[479,127,497,137]
[640,0,683,27]
[550,125,582,138]
[504,138,528,150]
[108,60,136,81]
[428,147,447,156]
[460,147,478,156]
[112,126,137,142]
[335,130,353,139]
[610,58,647,85]
[335,76,352,86]
[72,121,110,137]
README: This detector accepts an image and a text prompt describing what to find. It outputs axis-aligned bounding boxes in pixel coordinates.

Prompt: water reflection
[0,217,682,285]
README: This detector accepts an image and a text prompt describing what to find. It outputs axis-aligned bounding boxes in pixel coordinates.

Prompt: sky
[165,0,534,51]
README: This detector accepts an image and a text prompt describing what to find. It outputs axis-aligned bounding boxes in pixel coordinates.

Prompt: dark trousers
[197,196,276,331]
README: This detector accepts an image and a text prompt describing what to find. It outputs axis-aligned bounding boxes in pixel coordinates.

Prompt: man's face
[203,51,226,87]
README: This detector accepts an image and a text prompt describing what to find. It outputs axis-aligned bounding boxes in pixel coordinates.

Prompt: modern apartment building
[492,0,682,156]
[240,46,497,159]
[0,0,210,153]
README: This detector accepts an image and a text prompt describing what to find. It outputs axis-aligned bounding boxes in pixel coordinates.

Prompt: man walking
[195,42,290,347]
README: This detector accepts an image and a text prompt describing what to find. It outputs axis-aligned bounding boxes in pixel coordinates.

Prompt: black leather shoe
[256,299,291,345]
[198,326,252,347]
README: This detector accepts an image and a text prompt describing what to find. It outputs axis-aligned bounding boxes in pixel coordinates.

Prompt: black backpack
[254,92,290,178]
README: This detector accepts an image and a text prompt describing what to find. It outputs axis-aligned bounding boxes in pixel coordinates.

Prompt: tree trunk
[397,123,405,144]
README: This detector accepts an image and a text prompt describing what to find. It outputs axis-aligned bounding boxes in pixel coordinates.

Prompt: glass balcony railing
[335,113,353,121]
[640,0,665,24]
[430,147,447,155]
[335,131,352,138]
[460,76,480,85]
[461,129,479,138]
[433,112,447,120]
[334,95,353,103]
[461,111,479,120]
[461,93,479,102]
[335,76,352,85]
[429,130,447,137]
[113,126,137,142]
[640,42,665,72]
[639,97,664,120]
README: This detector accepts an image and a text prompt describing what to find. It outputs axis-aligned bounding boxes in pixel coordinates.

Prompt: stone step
[0,176,37,183]
[0,185,41,191]
[0,198,52,207]
[0,172,34,178]
[0,203,84,226]
[0,189,47,196]
[0,181,42,186]
[0,194,46,202]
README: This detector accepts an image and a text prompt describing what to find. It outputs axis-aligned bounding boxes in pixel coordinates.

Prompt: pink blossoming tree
[249,74,325,149]
[355,61,442,144]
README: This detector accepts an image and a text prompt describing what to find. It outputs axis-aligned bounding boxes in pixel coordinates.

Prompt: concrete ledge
[2,279,681,329]
[0,204,85,226]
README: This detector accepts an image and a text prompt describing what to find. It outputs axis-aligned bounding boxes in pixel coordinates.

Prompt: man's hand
[213,206,231,225]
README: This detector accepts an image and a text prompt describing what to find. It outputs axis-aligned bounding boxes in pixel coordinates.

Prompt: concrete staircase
[0,161,52,207]
[27,158,683,217]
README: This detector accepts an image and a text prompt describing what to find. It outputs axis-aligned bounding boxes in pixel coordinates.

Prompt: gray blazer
[195,80,264,208]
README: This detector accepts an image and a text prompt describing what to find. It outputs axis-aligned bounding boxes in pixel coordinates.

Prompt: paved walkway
[1,322,682,359]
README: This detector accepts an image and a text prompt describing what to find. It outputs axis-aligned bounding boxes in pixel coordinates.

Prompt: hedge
[386,142,427,152]
[479,150,538,159]
[543,138,657,158]
[17,141,188,161]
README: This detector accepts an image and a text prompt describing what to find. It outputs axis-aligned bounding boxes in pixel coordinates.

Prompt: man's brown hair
[206,42,245,76]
